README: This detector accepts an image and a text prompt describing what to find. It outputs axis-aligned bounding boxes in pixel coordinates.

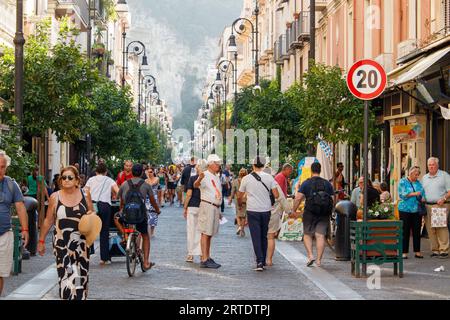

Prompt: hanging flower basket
[92,43,105,56]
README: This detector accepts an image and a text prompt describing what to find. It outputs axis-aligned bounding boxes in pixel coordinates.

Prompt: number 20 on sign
[346,60,387,100]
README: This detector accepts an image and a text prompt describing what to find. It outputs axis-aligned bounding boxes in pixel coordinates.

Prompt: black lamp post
[121,39,148,89]
[140,73,157,125]
[228,0,259,88]
[121,40,148,122]
[217,59,236,153]
[14,0,25,137]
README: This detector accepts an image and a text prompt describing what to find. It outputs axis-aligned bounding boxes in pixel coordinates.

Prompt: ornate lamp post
[121,40,148,123]
[228,0,260,88]
[216,59,236,158]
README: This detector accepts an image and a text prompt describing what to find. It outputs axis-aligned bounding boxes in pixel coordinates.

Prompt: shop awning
[388,46,450,88]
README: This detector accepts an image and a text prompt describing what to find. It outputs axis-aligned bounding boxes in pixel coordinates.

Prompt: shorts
[0,231,13,277]
[167,182,176,190]
[114,212,149,235]
[159,184,166,191]
[302,212,329,236]
[176,185,183,193]
[198,201,221,237]
[268,212,282,234]
[235,202,247,218]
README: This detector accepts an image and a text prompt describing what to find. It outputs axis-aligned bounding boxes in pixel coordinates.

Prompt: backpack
[306,177,333,216]
[123,180,146,224]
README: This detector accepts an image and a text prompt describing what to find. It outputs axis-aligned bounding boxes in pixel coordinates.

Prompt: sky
[129,0,242,131]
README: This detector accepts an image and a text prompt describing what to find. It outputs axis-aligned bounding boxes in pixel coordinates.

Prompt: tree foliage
[0,18,99,142]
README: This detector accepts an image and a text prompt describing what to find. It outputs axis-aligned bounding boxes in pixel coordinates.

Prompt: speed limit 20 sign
[347,60,387,100]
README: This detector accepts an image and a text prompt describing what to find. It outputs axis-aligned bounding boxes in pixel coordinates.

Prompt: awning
[387,46,450,88]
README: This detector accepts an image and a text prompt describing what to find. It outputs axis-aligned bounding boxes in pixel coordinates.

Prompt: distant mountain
[129,0,242,132]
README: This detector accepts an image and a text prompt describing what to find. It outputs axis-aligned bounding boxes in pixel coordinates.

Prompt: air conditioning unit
[397,39,418,59]
[375,53,394,73]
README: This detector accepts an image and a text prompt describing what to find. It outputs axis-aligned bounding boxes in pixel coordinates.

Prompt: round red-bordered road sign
[347,59,387,100]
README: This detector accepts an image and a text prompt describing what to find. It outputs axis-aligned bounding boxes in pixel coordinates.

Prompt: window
[383,92,411,118]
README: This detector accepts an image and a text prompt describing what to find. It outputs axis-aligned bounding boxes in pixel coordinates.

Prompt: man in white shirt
[194,154,223,269]
[238,156,280,271]
[84,163,119,264]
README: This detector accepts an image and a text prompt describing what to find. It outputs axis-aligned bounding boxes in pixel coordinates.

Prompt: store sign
[393,124,425,142]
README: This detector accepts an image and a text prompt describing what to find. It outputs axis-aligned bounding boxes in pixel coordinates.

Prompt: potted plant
[92,42,105,56]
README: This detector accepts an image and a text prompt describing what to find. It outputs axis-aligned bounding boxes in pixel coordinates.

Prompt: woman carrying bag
[398,166,426,259]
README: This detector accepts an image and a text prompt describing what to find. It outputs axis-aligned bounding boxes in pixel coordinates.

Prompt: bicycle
[123,224,145,277]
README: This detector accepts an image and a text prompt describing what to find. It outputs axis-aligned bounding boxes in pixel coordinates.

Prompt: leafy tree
[90,79,135,159]
[0,119,35,182]
[0,17,98,142]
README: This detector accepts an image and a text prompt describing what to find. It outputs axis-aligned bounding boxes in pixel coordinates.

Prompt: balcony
[259,34,272,63]
[397,39,419,61]
[275,34,289,64]
[289,19,303,51]
[56,0,89,28]
[310,0,327,12]
[298,11,311,42]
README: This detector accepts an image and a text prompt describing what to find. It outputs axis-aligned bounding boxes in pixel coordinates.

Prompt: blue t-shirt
[298,177,334,198]
[0,177,24,235]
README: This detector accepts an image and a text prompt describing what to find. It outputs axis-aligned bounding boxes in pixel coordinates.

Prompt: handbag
[408,180,427,216]
[431,206,448,228]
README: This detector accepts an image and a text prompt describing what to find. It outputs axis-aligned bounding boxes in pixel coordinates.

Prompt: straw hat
[78,213,102,247]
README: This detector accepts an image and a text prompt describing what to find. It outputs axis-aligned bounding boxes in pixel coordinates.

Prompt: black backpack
[123,180,146,224]
[306,177,333,216]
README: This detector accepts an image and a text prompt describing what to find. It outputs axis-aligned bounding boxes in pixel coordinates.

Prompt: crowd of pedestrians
[1,147,449,300]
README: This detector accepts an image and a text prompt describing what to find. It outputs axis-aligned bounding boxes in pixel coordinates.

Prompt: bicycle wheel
[126,233,137,277]
[137,235,146,272]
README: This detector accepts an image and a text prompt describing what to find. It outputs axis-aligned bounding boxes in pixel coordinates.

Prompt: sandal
[143,262,155,272]
[306,259,315,267]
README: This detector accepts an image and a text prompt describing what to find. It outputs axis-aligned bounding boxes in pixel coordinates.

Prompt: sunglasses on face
[61,175,75,181]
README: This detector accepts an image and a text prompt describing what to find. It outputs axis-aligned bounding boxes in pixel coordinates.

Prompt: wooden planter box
[350,220,403,278]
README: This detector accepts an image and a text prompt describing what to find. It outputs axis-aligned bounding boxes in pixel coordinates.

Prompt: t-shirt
[0,177,24,235]
[26,175,46,196]
[239,171,278,213]
[116,171,133,187]
[181,164,196,191]
[200,170,222,205]
[298,177,334,214]
[187,175,201,208]
[275,173,288,197]
[118,178,155,205]
[85,175,117,205]
[421,170,450,203]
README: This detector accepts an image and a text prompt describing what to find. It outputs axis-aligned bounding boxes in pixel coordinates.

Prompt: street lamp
[217,59,236,158]
[14,0,25,136]
[121,39,148,88]
[121,40,148,123]
[228,0,260,87]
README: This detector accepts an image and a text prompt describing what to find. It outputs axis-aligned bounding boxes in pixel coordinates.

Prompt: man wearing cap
[0,151,29,296]
[237,156,280,271]
[194,154,222,269]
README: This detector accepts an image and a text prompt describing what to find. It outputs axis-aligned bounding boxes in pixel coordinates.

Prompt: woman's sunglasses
[61,175,75,181]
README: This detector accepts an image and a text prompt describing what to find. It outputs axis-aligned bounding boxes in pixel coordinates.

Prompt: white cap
[207,154,222,164]
[0,150,11,168]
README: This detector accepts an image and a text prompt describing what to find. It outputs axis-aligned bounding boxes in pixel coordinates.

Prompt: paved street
[2,203,450,300]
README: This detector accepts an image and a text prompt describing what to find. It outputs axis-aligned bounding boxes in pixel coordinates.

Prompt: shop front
[380,40,450,201]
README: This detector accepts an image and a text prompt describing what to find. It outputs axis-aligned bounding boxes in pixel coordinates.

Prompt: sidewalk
[282,237,450,299]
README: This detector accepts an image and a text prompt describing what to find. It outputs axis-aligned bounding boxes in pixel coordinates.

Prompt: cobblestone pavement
[3,203,450,300]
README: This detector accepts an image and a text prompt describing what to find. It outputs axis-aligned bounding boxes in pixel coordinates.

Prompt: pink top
[275,173,288,197]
